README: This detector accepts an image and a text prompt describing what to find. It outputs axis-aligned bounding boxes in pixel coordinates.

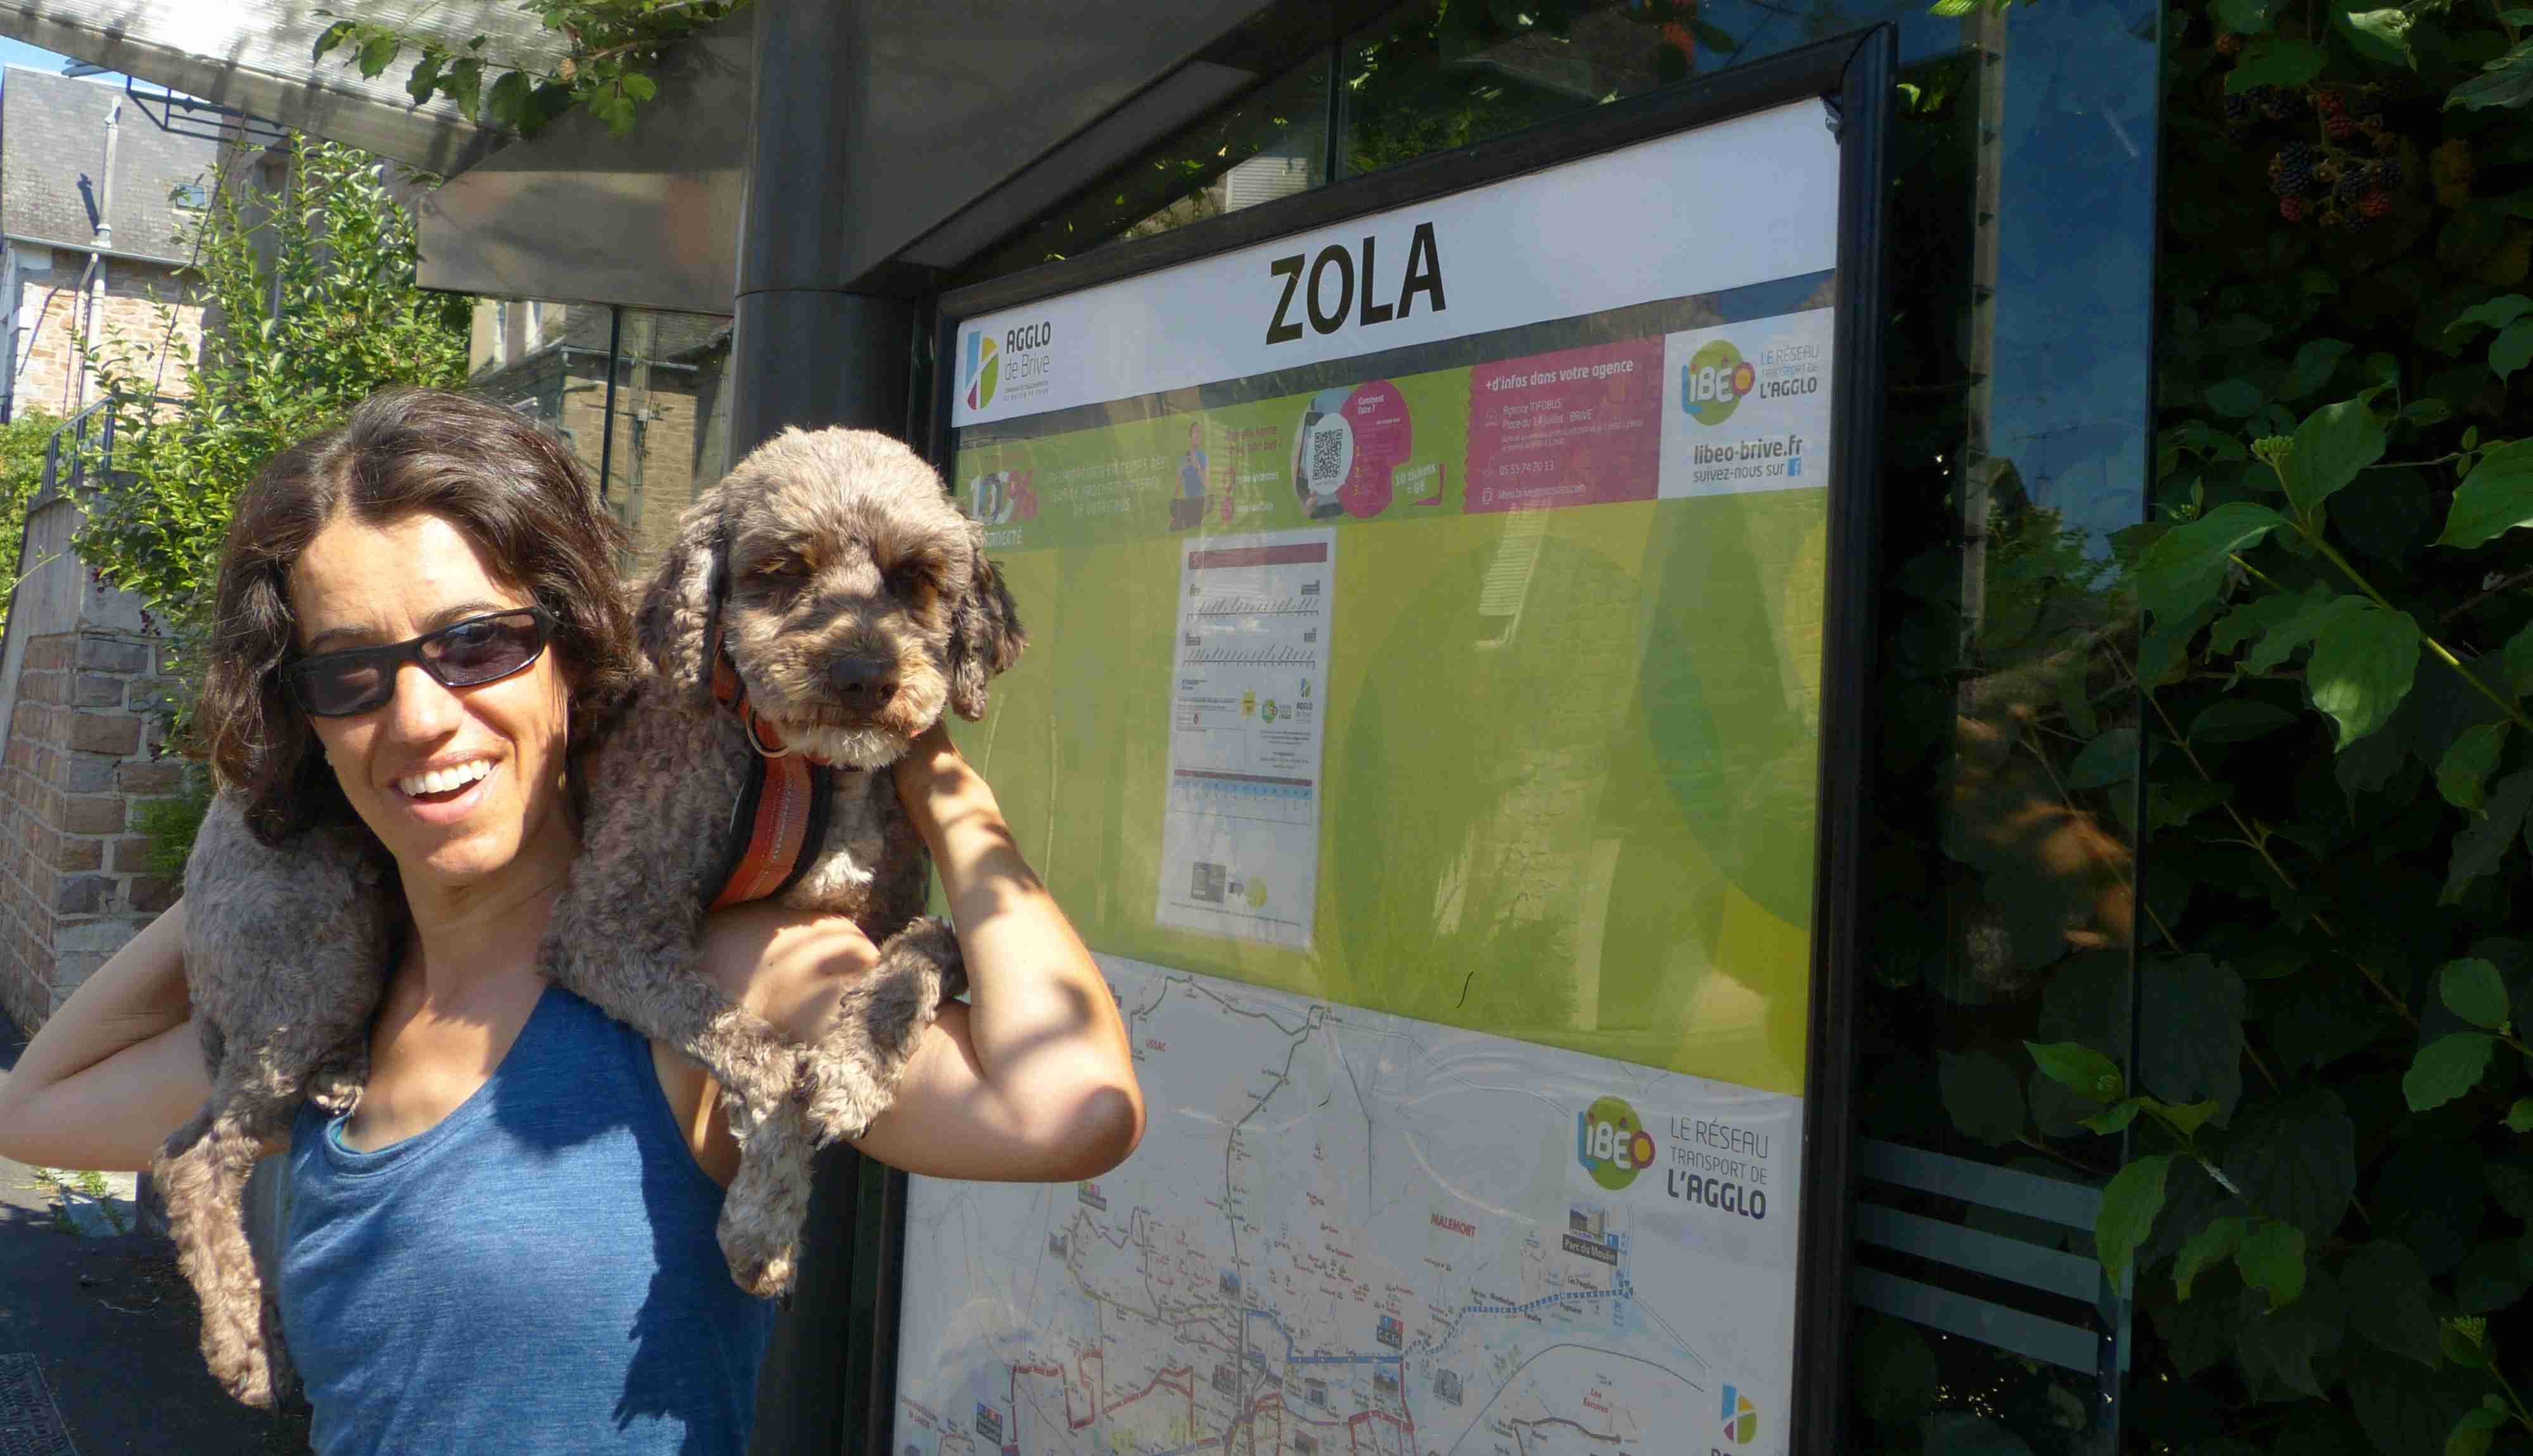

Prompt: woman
[0,389,1142,1452]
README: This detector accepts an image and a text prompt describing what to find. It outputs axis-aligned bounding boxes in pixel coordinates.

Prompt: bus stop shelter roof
[0,0,559,172]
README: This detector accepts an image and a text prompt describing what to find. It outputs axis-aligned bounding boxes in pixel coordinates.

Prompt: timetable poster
[919,94,1855,1456]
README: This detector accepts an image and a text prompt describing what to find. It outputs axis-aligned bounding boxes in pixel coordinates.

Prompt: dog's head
[638,427,1025,767]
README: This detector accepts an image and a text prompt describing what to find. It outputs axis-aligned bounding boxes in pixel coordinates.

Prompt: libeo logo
[962,330,999,411]
[1680,339,1758,426]
[1715,1385,1759,1448]
[1266,222,1446,346]
[1576,1095,1656,1191]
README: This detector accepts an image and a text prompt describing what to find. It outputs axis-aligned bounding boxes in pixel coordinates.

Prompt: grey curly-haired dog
[156,427,1023,1406]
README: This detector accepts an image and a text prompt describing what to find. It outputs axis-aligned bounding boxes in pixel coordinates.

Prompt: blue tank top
[279,984,777,1455]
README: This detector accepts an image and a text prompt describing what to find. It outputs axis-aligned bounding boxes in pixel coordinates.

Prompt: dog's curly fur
[156,427,1024,1405]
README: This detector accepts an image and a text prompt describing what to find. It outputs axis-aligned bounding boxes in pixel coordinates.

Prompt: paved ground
[0,1015,310,1454]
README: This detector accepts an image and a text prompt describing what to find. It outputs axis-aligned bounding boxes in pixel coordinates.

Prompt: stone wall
[0,630,180,1030]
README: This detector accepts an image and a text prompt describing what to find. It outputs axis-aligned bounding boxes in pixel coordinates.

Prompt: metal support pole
[726,3,917,1450]
[728,0,915,458]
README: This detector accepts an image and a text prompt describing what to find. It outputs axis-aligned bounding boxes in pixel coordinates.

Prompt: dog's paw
[886,915,967,1003]
[792,916,968,1141]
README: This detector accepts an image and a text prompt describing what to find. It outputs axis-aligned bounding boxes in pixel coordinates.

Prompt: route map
[894,956,1803,1456]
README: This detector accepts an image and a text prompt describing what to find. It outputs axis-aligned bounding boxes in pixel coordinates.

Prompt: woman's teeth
[398,760,492,797]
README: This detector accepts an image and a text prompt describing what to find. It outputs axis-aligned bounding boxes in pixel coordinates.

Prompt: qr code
[1191,862,1227,903]
[1310,426,1344,484]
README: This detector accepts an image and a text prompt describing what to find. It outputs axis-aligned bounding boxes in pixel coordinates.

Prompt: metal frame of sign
[866,28,1894,1456]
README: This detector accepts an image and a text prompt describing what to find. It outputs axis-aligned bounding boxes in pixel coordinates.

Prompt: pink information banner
[1463,337,1665,513]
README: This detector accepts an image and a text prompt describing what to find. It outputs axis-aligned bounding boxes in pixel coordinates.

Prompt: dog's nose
[828,656,899,708]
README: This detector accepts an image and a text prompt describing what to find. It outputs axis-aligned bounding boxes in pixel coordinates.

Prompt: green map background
[955,358,1828,1096]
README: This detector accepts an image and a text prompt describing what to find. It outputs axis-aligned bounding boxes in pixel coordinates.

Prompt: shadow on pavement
[0,1013,312,1453]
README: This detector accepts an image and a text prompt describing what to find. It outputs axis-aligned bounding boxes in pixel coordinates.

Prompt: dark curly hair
[201,387,640,845]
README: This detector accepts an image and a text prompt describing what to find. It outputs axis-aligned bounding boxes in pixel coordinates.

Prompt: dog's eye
[755,556,808,580]
[883,562,930,597]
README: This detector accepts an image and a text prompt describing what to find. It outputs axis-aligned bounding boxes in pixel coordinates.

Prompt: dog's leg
[715,1091,816,1298]
[155,1096,293,1407]
[797,915,966,1145]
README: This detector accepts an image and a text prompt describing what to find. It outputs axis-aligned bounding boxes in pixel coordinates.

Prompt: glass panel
[465,296,614,491]
[1842,1,2160,1449]
[600,309,733,576]
[957,46,1330,279]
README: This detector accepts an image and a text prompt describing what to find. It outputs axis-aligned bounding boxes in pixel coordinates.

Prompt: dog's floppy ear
[637,491,727,701]
[947,522,1025,721]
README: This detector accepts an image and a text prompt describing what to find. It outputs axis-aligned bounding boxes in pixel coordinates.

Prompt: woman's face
[287,509,574,888]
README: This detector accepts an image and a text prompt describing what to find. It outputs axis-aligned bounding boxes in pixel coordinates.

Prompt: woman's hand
[0,902,218,1172]
[859,724,1146,1181]
[891,720,997,857]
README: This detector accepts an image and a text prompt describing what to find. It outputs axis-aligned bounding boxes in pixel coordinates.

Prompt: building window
[169,181,209,210]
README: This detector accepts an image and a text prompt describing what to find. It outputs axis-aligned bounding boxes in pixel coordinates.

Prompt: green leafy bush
[79,134,469,750]
[1892,0,2533,1446]
[0,406,60,639]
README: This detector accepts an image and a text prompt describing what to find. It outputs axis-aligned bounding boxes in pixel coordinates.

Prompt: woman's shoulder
[696,903,882,1043]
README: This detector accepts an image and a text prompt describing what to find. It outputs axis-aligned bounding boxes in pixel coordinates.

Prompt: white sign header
[952,99,1842,428]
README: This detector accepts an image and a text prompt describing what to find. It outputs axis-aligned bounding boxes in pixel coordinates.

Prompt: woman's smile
[389,755,500,823]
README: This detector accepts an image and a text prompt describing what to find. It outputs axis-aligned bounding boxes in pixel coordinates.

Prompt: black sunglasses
[284,606,555,718]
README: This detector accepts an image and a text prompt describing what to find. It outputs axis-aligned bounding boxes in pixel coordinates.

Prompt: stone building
[467,299,730,567]
[0,65,218,422]
[0,66,219,1025]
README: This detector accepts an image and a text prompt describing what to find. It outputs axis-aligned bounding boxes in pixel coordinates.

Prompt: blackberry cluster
[2225,72,2410,233]
[2269,142,2316,196]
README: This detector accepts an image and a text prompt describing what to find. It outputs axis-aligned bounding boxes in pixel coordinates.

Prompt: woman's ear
[637,491,727,701]
[946,524,1026,721]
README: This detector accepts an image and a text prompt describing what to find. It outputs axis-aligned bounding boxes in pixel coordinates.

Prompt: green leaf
[2025,1040,2124,1101]
[1851,1317,1938,1425]
[485,68,531,129]
[2439,724,2510,810]
[2449,1399,2508,1456]
[2190,698,2299,742]
[2344,1241,2446,1365]
[446,58,484,120]
[2176,1214,2248,1298]
[2337,6,2414,67]
[621,72,657,102]
[1937,1050,2025,1145]
[405,51,444,106]
[2228,35,2327,91]
[2306,598,2420,748]
[2442,441,2533,549]
[2280,394,2389,523]
[2214,0,2273,32]
[312,20,355,61]
[2066,725,2138,789]
[2237,1275,2347,1398]
[2445,769,2533,901]
[2140,956,2247,1119]
[2282,339,2353,400]
[2135,501,2289,623]
[2454,295,2533,333]
[2098,1154,2174,1281]
[2511,1100,2533,1132]
[2494,320,2533,382]
[2237,1219,2307,1309]
[2449,37,2533,111]
[2206,378,2265,417]
[356,32,401,78]
[2230,1091,2358,1238]
[2158,1098,2223,1137]
[2443,958,2513,1029]
[2404,1031,2498,1111]
[2083,1097,2146,1134]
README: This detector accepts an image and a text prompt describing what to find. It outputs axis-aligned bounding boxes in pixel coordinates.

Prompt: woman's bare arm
[0,901,214,1172]
[845,724,1144,1182]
